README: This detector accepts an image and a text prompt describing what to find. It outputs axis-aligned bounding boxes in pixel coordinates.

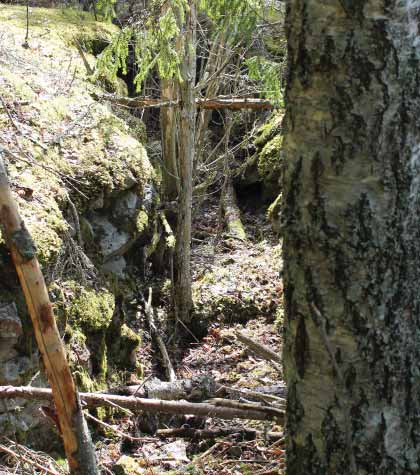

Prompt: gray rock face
[0,302,22,339]
[0,302,33,386]
[85,183,156,278]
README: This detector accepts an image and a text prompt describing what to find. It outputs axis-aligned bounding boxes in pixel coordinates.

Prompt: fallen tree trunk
[116,377,287,407]
[0,386,284,423]
[118,374,216,401]
[156,427,284,442]
[0,157,98,475]
[95,93,274,111]
[221,177,247,241]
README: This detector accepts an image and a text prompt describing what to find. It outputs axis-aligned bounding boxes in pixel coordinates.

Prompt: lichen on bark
[283,1,420,473]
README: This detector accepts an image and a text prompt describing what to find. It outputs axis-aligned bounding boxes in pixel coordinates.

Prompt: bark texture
[283,1,420,474]
[160,78,179,201]
[173,0,196,322]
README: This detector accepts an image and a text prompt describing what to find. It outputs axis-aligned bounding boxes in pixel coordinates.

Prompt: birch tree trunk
[283,1,420,474]
[173,0,197,322]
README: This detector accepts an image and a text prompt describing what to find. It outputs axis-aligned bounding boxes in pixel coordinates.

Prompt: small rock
[0,355,32,385]
[161,440,190,463]
[113,455,145,475]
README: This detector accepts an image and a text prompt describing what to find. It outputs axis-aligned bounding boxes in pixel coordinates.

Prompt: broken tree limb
[0,386,285,423]
[94,92,274,111]
[156,427,284,442]
[144,288,176,382]
[116,376,286,406]
[0,157,98,475]
[217,385,286,407]
[236,331,282,374]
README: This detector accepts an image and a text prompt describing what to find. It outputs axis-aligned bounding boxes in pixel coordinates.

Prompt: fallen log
[117,375,216,401]
[0,386,284,423]
[156,427,284,442]
[94,93,274,111]
[117,377,286,407]
[221,177,247,241]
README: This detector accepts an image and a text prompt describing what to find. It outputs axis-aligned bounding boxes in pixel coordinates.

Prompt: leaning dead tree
[0,155,98,475]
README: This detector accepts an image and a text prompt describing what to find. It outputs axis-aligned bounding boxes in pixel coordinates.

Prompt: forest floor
[0,199,285,475]
[95,200,286,475]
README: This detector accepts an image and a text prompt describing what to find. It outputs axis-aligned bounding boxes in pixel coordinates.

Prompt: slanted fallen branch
[156,427,284,442]
[0,156,98,475]
[0,386,284,423]
[143,288,176,382]
[236,331,282,374]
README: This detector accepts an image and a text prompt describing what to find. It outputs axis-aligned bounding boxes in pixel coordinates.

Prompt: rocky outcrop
[0,4,156,446]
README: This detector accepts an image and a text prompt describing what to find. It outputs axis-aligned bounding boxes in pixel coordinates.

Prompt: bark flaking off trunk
[283,1,420,474]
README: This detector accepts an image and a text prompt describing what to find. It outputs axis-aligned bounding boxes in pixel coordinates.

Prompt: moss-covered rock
[68,284,115,331]
[235,111,284,202]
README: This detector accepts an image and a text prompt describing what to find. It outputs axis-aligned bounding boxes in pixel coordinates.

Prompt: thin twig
[84,412,157,442]
[0,444,61,475]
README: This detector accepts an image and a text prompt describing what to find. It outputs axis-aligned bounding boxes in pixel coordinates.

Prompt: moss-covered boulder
[235,111,284,202]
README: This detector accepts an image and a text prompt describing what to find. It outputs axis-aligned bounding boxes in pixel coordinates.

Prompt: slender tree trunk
[173,0,197,323]
[283,2,420,474]
[160,78,179,201]
[0,157,98,475]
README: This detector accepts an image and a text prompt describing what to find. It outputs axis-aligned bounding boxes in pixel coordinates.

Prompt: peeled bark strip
[283,2,420,474]
[0,386,285,423]
[221,178,246,241]
[0,157,98,475]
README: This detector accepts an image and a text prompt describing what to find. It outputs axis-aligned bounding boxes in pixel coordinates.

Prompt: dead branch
[84,412,156,443]
[0,443,62,475]
[236,331,282,374]
[144,288,176,382]
[156,427,284,442]
[0,386,285,423]
[218,385,286,407]
[95,93,274,110]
